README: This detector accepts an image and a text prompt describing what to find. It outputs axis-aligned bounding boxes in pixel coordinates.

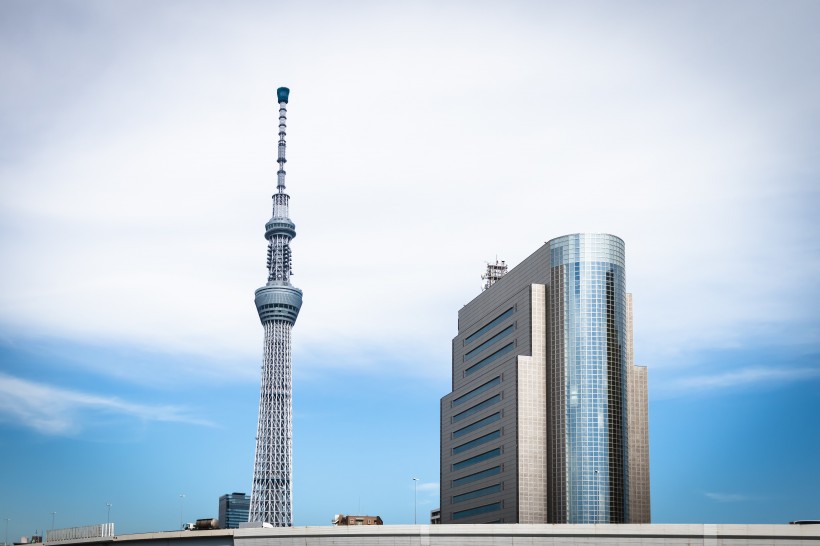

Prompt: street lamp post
[412,478,419,525]
[179,494,185,530]
[593,469,600,523]
[4,517,10,546]
[106,504,112,525]
[51,512,56,531]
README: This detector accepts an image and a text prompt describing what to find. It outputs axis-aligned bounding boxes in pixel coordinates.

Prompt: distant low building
[14,535,42,545]
[219,493,250,529]
[431,508,441,525]
[331,515,383,526]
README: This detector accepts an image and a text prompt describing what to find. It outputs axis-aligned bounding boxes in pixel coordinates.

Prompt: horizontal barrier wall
[46,524,114,543]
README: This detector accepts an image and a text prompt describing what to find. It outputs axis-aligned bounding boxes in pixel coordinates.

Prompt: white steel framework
[249,87,303,526]
[250,321,294,524]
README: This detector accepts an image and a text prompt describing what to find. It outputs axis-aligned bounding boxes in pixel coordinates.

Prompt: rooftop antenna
[481,258,507,291]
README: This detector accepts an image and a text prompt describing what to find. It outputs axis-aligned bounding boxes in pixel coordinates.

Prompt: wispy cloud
[705,492,760,503]
[416,481,439,493]
[0,1,817,382]
[0,372,213,435]
[672,366,820,393]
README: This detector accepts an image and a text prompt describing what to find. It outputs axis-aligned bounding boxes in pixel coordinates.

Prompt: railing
[46,524,113,543]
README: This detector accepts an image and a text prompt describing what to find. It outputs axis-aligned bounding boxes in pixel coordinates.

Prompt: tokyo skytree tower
[249,87,303,526]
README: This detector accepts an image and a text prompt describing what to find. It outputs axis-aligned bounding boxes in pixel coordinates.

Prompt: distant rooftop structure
[219,493,250,529]
[331,515,383,526]
[481,259,507,291]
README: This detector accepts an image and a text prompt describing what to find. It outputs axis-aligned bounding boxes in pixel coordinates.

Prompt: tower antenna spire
[276,87,289,194]
[249,86,303,527]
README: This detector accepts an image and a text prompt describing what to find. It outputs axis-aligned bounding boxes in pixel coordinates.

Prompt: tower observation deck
[249,87,303,526]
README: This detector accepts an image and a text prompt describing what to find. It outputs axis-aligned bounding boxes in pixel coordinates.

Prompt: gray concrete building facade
[440,234,650,524]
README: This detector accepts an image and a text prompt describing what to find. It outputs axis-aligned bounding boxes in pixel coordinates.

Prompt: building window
[452,394,501,423]
[452,376,501,407]
[452,465,502,488]
[464,325,514,360]
[452,448,501,471]
[453,430,501,455]
[453,484,502,504]
[465,308,514,344]
[465,343,515,376]
[452,502,502,520]
[452,412,501,439]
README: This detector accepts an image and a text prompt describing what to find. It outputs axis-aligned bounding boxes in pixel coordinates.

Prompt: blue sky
[1,0,819,538]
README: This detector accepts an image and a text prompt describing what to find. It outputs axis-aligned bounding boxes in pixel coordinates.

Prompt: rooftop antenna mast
[481,258,508,291]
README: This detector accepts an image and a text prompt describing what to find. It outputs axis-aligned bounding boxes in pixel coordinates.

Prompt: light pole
[179,494,185,530]
[106,504,112,525]
[593,470,600,523]
[412,478,419,525]
[4,517,10,546]
[51,512,56,531]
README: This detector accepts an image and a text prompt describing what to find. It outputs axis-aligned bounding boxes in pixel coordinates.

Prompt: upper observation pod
[277,87,290,103]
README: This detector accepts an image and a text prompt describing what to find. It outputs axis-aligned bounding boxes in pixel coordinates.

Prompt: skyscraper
[219,493,250,529]
[249,87,303,526]
[440,233,650,524]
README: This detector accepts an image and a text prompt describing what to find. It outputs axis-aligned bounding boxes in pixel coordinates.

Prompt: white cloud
[669,367,820,394]
[0,1,818,382]
[0,372,213,435]
[705,492,760,503]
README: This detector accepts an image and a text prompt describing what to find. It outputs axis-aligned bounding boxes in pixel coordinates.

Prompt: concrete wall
[45,524,820,546]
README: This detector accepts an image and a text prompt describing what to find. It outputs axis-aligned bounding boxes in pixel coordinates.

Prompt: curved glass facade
[547,234,629,523]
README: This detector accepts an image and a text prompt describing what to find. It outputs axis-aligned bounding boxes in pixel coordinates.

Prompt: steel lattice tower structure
[249,87,303,526]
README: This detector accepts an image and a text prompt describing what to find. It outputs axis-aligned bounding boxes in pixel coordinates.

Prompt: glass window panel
[452,412,501,439]
[452,430,501,455]
[465,343,515,376]
[452,466,502,488]
[453,484,502,504]
[465,308,514,344]
[464,325,514,360]
[452,394,501,423]
[452,448,501,471]
[452,502,502,520]
[452,376,501,407]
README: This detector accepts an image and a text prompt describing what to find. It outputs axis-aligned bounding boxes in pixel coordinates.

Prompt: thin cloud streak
[704,492,760,503]
[672,367,820,392]
[416,482,439,493]
[0,372,214,435]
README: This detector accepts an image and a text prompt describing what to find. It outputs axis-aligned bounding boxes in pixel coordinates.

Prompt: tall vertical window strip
[464,325,515,360]
[453,484,502,504]
[547,233,628,524]
[452,412,501,439]
[452,448,501,471]
[452,466,502,488]
[452,394,501,422]
[465,308,514,344]
[452,502,502,520]
[453,430,501,455]
[465,343,515,376]
[452,376,501,407]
